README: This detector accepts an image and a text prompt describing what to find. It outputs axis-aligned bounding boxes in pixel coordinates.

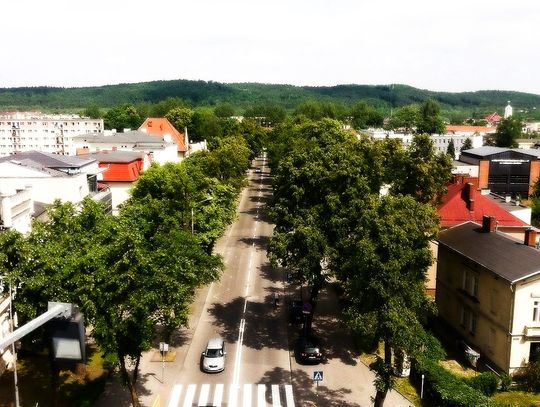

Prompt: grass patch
[438,359,478,379]
[0,344,108,407]
[491,390,540,406]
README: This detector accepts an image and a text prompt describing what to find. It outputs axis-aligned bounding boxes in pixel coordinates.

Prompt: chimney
[465,182,475,211]
[482,215,497,233]
[525,229,537,247]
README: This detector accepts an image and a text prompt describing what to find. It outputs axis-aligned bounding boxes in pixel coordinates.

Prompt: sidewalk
[287,283,414,407]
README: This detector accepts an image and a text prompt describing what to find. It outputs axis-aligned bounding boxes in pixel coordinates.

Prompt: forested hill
[1,79,539,113]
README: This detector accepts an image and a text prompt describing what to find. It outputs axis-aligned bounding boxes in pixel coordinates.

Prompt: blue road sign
[313,370,324,382]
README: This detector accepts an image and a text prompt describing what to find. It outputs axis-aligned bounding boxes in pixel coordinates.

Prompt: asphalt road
[96,154,412,407]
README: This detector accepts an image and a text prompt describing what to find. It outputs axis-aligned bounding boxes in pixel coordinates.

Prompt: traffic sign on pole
[313,370,324,382]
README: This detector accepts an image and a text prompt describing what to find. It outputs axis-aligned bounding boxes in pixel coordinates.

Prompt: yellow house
[436,216,540,373]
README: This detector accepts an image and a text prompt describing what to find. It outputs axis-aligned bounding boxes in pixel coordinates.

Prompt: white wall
[0,174,89,204]
[510,275,540,371]
[0,186,33,234]
[102,181,133,215]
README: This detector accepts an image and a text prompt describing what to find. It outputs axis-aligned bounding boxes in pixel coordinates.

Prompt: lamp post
[191,196,213,234]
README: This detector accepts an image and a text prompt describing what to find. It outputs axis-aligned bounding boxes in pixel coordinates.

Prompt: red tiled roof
[438,178,527,228]
[139,118,187,152]
[445,125,497,134]
[484,112,502,122]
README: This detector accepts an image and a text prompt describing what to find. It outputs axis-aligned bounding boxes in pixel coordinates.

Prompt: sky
[2,0,540,95]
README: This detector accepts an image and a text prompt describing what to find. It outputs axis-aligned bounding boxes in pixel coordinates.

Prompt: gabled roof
[484,112,502,122]
[438,222,540,283]
[438,181,528,228]
[139,118,187,152]
[0,150,95,168]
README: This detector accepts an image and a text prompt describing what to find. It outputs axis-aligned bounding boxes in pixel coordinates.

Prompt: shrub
[519,360,540,392]
[419,331,447,361]
[499,373,512,391]
[466,372,499,396]
[412,356,505,407]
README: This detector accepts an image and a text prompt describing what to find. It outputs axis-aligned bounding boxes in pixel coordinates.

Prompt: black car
[289,300,304,324]
[296,335,323,364]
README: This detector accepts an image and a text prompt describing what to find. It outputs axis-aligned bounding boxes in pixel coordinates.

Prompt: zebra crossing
[167,383,295,407]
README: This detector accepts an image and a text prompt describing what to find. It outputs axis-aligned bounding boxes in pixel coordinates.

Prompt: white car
[202,337,226,373]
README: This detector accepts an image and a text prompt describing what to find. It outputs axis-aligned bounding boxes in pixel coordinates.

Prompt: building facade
[0,112,103,156]
[436,219,540,373]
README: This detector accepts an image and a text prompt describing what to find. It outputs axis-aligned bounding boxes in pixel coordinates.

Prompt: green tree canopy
[416,98,445,135]
[386,104,419,133]
[165,107,194,132]
[495,116,522,147]
[104,104,143,131]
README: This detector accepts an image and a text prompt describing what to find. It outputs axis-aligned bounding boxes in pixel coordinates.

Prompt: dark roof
[88,151,145,163]
[461,146,540,159]
[74,130,168,145]
[437,221,540,283]
[0,150,95,168]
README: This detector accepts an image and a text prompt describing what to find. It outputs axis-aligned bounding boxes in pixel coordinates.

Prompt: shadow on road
[207,294,289,352]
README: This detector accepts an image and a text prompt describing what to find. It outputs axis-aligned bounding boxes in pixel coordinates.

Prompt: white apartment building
[0,112,103,157]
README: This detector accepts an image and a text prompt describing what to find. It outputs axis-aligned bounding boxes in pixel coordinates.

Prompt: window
[462,270,479,297]
[461,306,477,335]
[533,301,540,322]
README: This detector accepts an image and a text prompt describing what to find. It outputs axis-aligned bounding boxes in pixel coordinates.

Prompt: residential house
[436,218,540,373]
[89,151,147,214]
[0,111,103,156]
[138,118,188,160]
[73,130,178,165]
[484,112,502,126]
[0,151,112,223]
[426,176,534,297]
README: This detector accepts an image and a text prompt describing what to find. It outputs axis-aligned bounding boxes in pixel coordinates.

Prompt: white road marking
[198,384,210,406]
[257,384,266,407]
[213,384,224,407]
[228,383,239,407]
[272,384,281,407]
[183,384,196,407]
[167,384,182,407]
[285,385,295,407]
[243,384,252,407]
[233,318,246,385]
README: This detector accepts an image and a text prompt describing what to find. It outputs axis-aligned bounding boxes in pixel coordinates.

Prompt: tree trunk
[374,342,393,407]
[374,391,387,407]
[119,354,140,407]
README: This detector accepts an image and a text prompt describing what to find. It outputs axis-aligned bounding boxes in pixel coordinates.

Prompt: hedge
[412,356,505,407]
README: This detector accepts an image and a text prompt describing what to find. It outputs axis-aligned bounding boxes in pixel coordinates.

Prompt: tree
[333,195,439,406]
[214,103,236,118]
[388,134,452,204]
[269,119,381,310]
[386,104,419,134]
[165,107,194,132]
[151,97,190,117]
[495,116,522,147]
[104,104,143,131]
[446,139,455,158]
[461,136,473,152]
[350,102,384,129]
[8,198,222,407]
[416,98,445,135]
[82,105,103,119]
[188,109,223,145]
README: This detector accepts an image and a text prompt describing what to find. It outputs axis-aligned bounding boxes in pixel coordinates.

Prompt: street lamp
[191,196,213,234]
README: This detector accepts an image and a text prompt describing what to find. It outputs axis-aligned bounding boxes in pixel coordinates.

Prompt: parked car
[296,335,323,364]
[289,300,304,324]
[201,337,226,372]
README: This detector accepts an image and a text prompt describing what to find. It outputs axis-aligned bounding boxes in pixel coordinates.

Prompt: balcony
[525,326,540,337]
